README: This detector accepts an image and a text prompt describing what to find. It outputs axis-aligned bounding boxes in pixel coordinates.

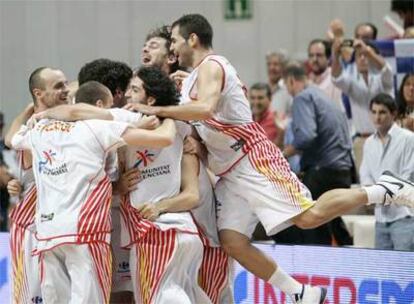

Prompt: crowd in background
[248,0,414,250]
[1,0,414,252]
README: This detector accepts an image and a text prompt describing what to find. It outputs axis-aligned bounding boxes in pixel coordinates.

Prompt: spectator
[332,38,394,173]
[249,83,284,147]
[281,63,353,246]
[391,0,414,29]
[308,39,345,112]
[360,93,414,251]
[397,73,414,131]
[354,22,378,40]
[266,51,293,120]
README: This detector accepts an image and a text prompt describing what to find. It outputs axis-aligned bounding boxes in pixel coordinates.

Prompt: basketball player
[9,77,176,304]
[125,14,414,303]
[141,25,189,89]
[76,59,137,303]
[141,25,232,303]
[4,67,70,304]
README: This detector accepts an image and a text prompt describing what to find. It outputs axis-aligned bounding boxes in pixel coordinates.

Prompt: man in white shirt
[266,51,293,120]
[332,38,394,172]
[308,39,344,113]
[360,93,414,251]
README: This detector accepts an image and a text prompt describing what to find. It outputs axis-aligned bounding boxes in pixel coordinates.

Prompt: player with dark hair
[128,13,414,303]
[78,58,132,108]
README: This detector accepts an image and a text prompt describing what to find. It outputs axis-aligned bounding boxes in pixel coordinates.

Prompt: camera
[341,39,354,48]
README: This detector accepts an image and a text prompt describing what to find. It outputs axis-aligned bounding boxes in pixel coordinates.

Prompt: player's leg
[217,157,327,303]
[39,247,71,303]
[10,224,28,303]
[154,231,210,304]
[292,171,414,229]
[23,229,42,303]
[66,242,112,304]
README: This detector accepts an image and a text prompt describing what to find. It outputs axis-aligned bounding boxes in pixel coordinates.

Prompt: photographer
[331,38,394,172]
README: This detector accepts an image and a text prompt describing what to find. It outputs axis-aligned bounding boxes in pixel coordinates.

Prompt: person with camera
[331,38,394,173]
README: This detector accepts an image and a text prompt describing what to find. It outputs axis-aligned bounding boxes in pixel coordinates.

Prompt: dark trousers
[272,167,353,246]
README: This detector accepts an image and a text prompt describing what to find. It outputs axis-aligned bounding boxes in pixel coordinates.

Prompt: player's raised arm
[5,104,34,148]
[33,103,113,122]
[122,118,176,148]
[125,60,223,121]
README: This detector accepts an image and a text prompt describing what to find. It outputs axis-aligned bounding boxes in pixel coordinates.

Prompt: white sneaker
[292,284,327,304]
[377,171,414,207]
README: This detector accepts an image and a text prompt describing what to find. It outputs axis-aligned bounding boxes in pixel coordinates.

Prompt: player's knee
[293,208,326,229]
[219,233,249,258]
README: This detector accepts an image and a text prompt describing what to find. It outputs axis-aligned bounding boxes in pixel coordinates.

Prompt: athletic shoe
[292,284,327,304]
[377,171,414,207]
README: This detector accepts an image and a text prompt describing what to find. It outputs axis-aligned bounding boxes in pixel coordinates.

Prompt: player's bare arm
[33,103,113,121]
[4,104,34,148]
[138,153,200,221]
[122,118,176,148]
[124,61,223,121]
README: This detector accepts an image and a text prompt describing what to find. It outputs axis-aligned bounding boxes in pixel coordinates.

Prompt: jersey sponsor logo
[140,165,171,180]
[133,149,155,169]
[40,212,54,222]
[38,150,68,176]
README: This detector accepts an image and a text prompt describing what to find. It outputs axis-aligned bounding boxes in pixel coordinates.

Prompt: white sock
[363,185,387,205]
[268,267,302,295]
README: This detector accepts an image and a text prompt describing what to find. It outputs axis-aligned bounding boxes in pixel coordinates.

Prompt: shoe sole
[383,171,414,188]
[320,287,327,304]
[380,172,414,207]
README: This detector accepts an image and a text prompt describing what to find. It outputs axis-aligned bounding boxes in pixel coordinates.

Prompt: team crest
[133,149,155,169]
[38,150,56,173]
[38,149,68,176]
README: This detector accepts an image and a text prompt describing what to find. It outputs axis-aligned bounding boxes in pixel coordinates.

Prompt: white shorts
[216,155,314,238]
[130,229,210,304]
[10,224,41,304]
[111,207,132,293]
[39,242,112,304]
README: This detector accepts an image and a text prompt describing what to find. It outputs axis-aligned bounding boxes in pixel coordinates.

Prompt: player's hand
[114,168,141,195]
[136,203,160,221]
[135,115,160,130]
[183,136,202,155]
[7,179,22,197]
[24,103,35,116]
[32,111,47,121]
[123,103,158,116]
[170,70,189,86]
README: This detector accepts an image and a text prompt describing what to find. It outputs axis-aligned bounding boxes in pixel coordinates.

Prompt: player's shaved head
[29,67,48,102]
[75,81,112,106]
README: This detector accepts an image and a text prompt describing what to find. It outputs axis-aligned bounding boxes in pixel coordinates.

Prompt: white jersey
[191,162,220,247]
[181,54,268,175]
[110,109,198,236]
[11,119,129,252]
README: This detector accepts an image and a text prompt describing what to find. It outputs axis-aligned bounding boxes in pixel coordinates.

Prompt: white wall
[0,0,400,127]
